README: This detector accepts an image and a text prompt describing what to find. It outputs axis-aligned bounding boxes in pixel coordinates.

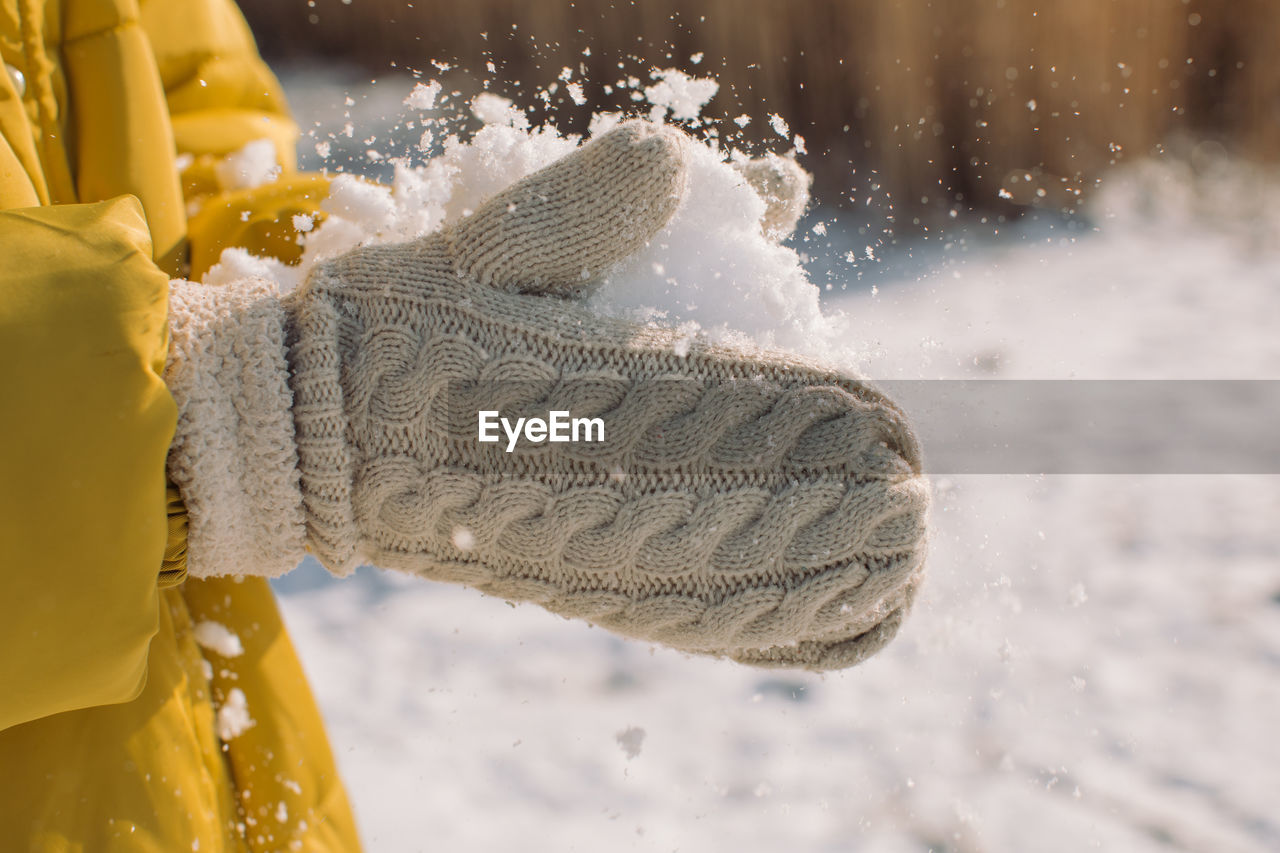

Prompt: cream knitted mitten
[734,152,813,241]
[166,121,929,671]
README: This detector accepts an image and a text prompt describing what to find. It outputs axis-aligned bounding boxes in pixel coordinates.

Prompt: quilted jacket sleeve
[0,0,327,732]
[0,197,177,731]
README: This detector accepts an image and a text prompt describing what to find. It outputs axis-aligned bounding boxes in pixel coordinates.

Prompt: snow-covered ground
[271,69,1280,852]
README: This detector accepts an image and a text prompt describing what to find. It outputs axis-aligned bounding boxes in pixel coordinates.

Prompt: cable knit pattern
[166,277,307,578]
[282,121,930,670]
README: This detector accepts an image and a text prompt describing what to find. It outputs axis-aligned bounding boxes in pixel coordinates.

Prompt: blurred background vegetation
[237,0,1279,229]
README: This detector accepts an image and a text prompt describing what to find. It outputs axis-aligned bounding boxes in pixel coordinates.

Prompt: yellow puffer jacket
[0,0,360,850]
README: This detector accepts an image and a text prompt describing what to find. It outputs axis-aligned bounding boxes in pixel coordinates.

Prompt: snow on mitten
[165,121,929,671]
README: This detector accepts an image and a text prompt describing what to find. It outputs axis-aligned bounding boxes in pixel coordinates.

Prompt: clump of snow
[643,69,719,122]
[205,70,853,366]
[471,93,530,130]
[215,688,255,741]
[201,247,292,290]
[593,141,843,359]
[324,174,398,230]
[215,139,280,191]
[404,80,442,111]
[193,621,244,658]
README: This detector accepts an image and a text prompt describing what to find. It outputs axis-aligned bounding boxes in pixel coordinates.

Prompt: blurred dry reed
[238,0,1280,224]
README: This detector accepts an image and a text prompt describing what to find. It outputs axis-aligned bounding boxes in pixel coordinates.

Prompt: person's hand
[166,121,929,670]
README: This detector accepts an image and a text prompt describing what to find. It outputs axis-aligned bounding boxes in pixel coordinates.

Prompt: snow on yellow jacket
[0,0,360,849]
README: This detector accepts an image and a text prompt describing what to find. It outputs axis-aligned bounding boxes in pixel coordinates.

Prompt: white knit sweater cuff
[166,277,308,578]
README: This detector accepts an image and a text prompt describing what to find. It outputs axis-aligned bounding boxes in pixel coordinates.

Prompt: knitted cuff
[280,262,362,576]
[165,278,307,578]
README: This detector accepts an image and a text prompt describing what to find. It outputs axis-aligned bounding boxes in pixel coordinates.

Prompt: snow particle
[671,321,700,358]
[643,68,719,121]
[451,527,477,551]
[471,93,530,129]
[193,621,244,658]
[216,689,255,741]
[615,726,646,759]
[404,80,442,111]
[768,113,791,138]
